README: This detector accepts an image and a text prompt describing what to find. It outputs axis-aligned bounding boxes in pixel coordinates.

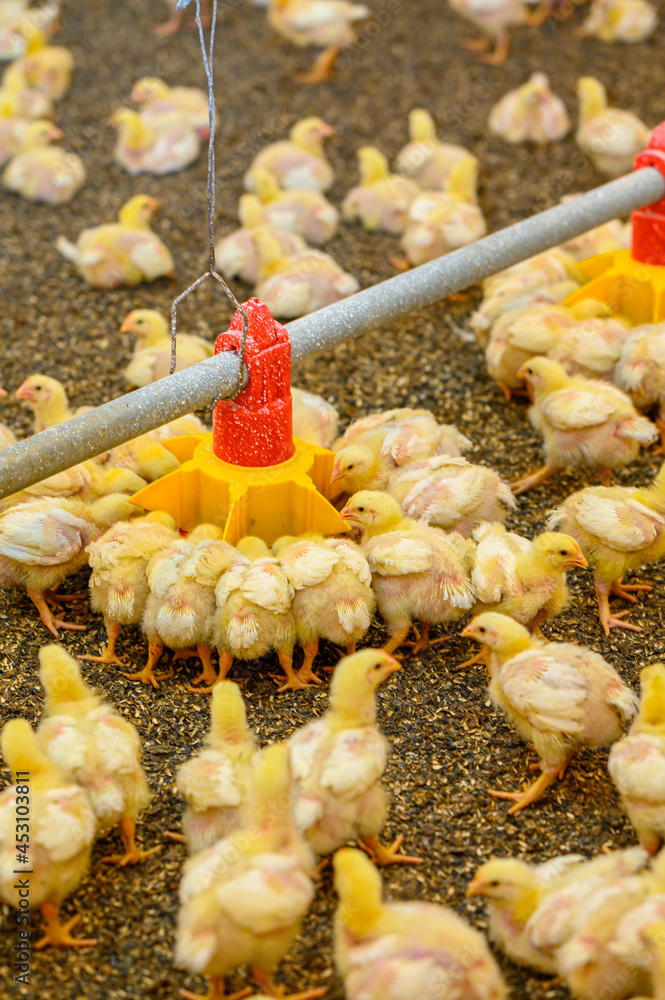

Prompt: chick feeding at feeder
[268,0,369,84]
[614,322,665,448]
[342,146,419,235]
[244,116,334,192]
[576,76,651,178]
[120,308,214,387]
[249,166,339,243]
[461,612,638,813]
[56,194,175,288]
[216,194,307,285]
[447,0,528,65]
[287,647,421,865]
[394,108,473,191]
[0,718,97,949]
[488,72,570,145]
[2,119,85,203]
[110,107,201,176]
[131,76,212,140]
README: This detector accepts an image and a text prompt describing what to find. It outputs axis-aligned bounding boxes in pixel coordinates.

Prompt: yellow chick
[488,72,570,144]
[342,146,419,235]
[110,107,200,176]
[580,0,657,42]
[512,357,657,495]
[341,492,475,654]
[547,462,665,633]
[447,0,528,64]
[0,718,97,948]
[291,385,339,448]
[215,193,307,284]
[253,229,360,320]
[0,492,137,635]
[4,25,72,99]
[175,743,323,1000]
[3,120,84,203]
[287,648,420,865]
[0,460,146,514]
[273,533,375,683]
[0,114,37,166]
[394,108,473,191]
[268,0,369,84]
[249,166,339,243]
[0,70,53,117]
[15,372,92,431]
[212,536,299,692]
[131,76,211,140]
[548,311,633,380]
[576,76,651,177]
[334,847,507,1000]
[461,612,638,813]
[97,431,182,483]
[244,116,334,192]
[0,0,60,60]
[56,194,175,289]
[82,511,179,666]
[609,664,665,855]
[120,308,214,387]
[37,644,157,866]
[400,157,487,267]
[614,322,665,449]
[173,681,257,853]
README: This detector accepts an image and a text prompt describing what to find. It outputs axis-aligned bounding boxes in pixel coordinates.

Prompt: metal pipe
[0,166,663,500]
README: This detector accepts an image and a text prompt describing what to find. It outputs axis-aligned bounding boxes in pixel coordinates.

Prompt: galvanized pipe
[0,165,663,500]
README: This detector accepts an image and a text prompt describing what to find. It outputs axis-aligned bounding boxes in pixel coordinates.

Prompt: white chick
[250,166,339,243]
[580,0,657,42]
[394,108,473,191]
[215,194,307,285]
[576,76,651,177]
[342,146,420,235]
[268,0,369,84]
[488,72,570,144]
[447,0,528,65]
[291,386,339,448]
[110,107,200,176]
[244,116,334,192]
[120,308,214,387]
[131,76,212,141]
[614,322,665,449]
[3,121,85,203]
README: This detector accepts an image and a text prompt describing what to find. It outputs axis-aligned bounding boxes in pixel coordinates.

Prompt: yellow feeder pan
[565,127,665,324]
[131,299,347,545]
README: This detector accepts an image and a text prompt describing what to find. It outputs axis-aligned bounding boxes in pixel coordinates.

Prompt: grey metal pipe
[0,165,663,500]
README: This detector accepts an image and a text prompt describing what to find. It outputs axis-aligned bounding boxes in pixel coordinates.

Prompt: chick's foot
[35,904,97,949]
[610,579,652,602]
[190,645,218,687]
[296,45,340,84]
[28,589,86,636]
[297,641,323,686]
[179,977,251,1000]
[80,623,126,666]
[359,834,422,866]
[102,818,162,866]
[510,464,562,496]
[489,764,563,814]
[595,580,642,635]
[251,968,326,1000]
[479,32,511,64]
[403,622,447,655]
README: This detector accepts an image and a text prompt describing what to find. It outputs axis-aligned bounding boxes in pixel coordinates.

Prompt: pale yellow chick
[131,76,211,141]
[489,73,570,144]
[461,612,638,813]
[3,120,84,203]
[5,25,72,99]
[215,193,307,284]
[244,116,334,192]
[250,166,339,243]
[0,0,60,60]
[56,194,175,289]
[557,196,630,260]
[120,308,214,387]
[334,848,507,1000]
[342,146,419,235]
[0,114,39,167]
[268,0,369,84]
[291,385,339,448]
[16,372,92,432]
[0,71,53,116]
[0,460,146,514]
[287,648,420,865]
[394,108,473,191]
[576,76,651,177]
[110,107,200,176]
[580,0,657,42]
[614,322,665,448]
[548,311,633,380]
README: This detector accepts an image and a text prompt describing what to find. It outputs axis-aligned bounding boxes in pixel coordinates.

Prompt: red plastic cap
[632,123,665,266]
[213,298,294,467]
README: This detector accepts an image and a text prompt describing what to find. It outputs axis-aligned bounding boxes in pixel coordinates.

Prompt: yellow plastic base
[130,434,346,545]
[565,249,665,324]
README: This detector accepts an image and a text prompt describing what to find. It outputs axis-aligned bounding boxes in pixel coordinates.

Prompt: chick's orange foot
[295,45,340,84]
[179,978,251,1000]
[489,764,564,814]
[510,464,562,496]
[123,664,174,687]
[102,818,162,866]
[359,834,422,866]
[35,904,97,949]
[28,589,86,636]
[402,622,448,655]
[610,579,652,602]
[251,968,327,1000]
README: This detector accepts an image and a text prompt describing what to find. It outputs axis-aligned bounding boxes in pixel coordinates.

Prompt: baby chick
[580,0,657,42]
[98,431,182,483]
[557,196,630,260]
[110,107,200,176]
[37,645,156,866]
[0,114,34,166]
[82,511,179,666]
[0,70,53,116]
[56,194,175,288]
[576,76,651,177]
[254,229,360,319]
[120,308,214,386]
[212,535,299,692]
[387,456,517,537]
[334,847,507,1000]
[0,461,146,514]
[273,533,375,683]
[249,165,339,243]
[447,0,528,65]
[0,718,96,948]
[548,311,633,380]
[15,372,92,431]
[215,194,307,284]
[548,463,665,633]
[488,72,570,144]
[6,24,72,99]
[131,76,211,140]
[512,357,657,495]
[0,0,60,60]
[175,743,323,1000]
[0,493,137,635]
[2,120,84,203]
[342,146,419,235]
[244,116,334,192]
[614,322,665,449]
[394,108,473,191]
[609,664,665,854]
[341,491,475,654]
[288,647,419,864]
[461,612,638,813]
[268,0,369,84]
[173,681,257,853]
[291,385,339,448]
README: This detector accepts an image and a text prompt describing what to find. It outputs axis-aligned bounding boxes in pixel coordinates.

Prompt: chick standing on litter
[334,847,507,1000]
[288,647,420,865]
[250,165,339,243]
[548,463,665,633]
[120,308,214,387]
[175,743,324,1000]
[56,194,175,288]
[244,116,334,192]
[152,0,211,35]
[575,76,651,177]
[488,72,570,144]
[580,0,657,42]
[37,645,157,866]
[273,533,375,684]
[131,76,211,140]
[173,681,257,853]
[110,107,201,176]
[341,491,475,654]
[394,108,473,190]
[511,357,657,495]
[82,511,179,666]
[447,0,527,65]
[215,193,307,284]
[268,0,369,84]
[3,119,85,203]
[461,612,638,813]
[0,718,96,948]
[342,146,419,235]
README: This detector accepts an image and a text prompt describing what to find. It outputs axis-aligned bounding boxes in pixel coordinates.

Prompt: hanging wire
[169,0,248,398]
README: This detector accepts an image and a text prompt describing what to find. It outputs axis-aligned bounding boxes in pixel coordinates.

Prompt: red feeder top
[632,123,665,267]
[213,298,294,468]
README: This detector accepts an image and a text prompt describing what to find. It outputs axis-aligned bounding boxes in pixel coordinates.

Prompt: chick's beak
[15,381,35,402]
[330,462,343,484]
[319,122,335,138]
[466,877,485,898]
[120,317,135,334]
[0,388,6,398]
[460,622,477,640]
[49,125,64,140]
[339,504,357,523]
[567,548,588,570]
[381,653,401,676]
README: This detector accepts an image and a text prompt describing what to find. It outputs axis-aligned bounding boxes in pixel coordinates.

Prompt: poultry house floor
[1,0,665,997]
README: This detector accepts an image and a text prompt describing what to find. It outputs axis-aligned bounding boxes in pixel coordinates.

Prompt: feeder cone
[565,123,665,324]
[130,299,347,545]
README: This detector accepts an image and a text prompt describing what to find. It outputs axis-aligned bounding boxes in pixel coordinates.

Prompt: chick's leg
[35,902,97,949]
[28,589,86,636]
[251,968,326,1000]
[123,639,173,687]
[510,464,563,496]
[595,577,641,635]
[80,621,126,666]
[102,817,161,866]
[460,35,490,51]
[479,31,511,65]
[191,644,218,687]
[359,834,422,866]
[296,45,340,84]
[403,622,448,655]
[152,8,185,35]
[297,640,322,685]
[274,650,312,692]
[179,977,251,1000]
[610,578,652,602]
[489,763,565,815]
[459,645,490,669]
[382,626,413,656]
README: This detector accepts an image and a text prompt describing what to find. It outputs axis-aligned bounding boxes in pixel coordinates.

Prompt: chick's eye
[560,550,568,556]
[488,880,500,888]
[478,626,485,634]
[357,506,364,513]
